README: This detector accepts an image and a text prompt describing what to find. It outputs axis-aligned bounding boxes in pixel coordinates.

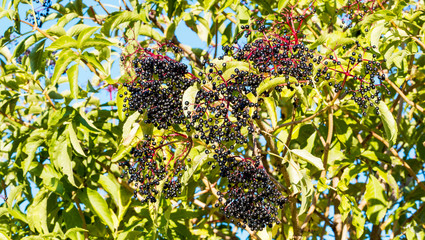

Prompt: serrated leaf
[139,25,162,41]
[80,38,113,50]
[76,26,99,48]
[378,101,397,147]
[165,22,177,40]
[81,51,107,76]
[370,21,385,51]
[278,0,290,12]
[51,49,78,85]
[257,77,296,97]
[67,124,86,156]
[298,172,314,216]
[29,39,46,73]
[79,188,116,232]
[122,112,140,146]
[68,63,79,99]
[46,36,77,51]
[76,108,101,133]
[23,129,46,175]
[263,97,277,128]
[27,189,50,234]
[182,83,200,117]
[181,152,209,185]
[50,130,76,186]
[102,11,143,36]
[98,174,131,223]
[364,175,388,225]
[291,149,324,170]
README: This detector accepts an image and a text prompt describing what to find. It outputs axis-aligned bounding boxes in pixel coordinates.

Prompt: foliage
[0,0,425,239]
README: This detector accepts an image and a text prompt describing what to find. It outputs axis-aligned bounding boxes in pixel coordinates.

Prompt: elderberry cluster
[119,136,190,203]
[121,53,196,129]
[337,0,387,29]
[212,151,287,231]
[25,0,53,27]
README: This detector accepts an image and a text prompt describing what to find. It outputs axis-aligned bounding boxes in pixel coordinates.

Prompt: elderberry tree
[1,0,425,240]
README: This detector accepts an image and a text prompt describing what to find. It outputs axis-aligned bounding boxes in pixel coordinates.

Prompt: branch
[370,131,425,191]
[0,110,37,129]
[72,191,89,240]
[19,20,55,41]
[384,77,424,114]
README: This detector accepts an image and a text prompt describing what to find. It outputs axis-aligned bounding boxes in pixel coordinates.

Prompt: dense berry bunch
[185,64,263,145]
[337,0,387,29]
[121,49,197,129]
[212,150,287,231]
[119,135,191,203]
[25,0,53,27]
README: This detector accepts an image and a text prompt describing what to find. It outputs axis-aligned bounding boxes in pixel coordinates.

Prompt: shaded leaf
[378,101,397,147]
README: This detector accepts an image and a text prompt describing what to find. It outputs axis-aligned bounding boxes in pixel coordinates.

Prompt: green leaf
[79,188,116,232]
[29,39,46,73]
[287,157,302,187]
[68,63,79,100]
[139,25,162,41]
[257,77,296,97]
[46,36,78,51]
[370,21,386,51]
[182,83,200,117]
[364,175,388,225]
[116,86,128,121]
[378,101,397,147]
[76,108,101,133]
[352,206,365,238]
[122,112,140,146]
[76,26,99,48]
[49,129,76,186]
[237,5,250,24]
[165,22,177,40]
[263,97,277,128]
[102,11,144,36]
[298,172,314,216]
[13,32,45,59]
[181,152,209,185]
[278,0,290,12]
[64,228,88,240]
[51,49,78,85]
[22,129,46,175]
[291,149,324,170]
[81,51,107,76]
[80,38,113,50]
[67,124,86,157]
[98,174,131,223]
[27,189,50,234]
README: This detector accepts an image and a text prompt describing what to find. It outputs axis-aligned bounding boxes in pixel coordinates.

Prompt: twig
[95,0,110,14]
[384,77,424,114]
[73,192,89,240]
[19,20,55,41]
[0,110,37,129]
[370,131,425,191]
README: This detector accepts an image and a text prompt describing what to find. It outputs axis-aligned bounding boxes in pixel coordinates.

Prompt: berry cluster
[25,0,53,27]
[119,135,191,203]
[337,0,388,29]
[213,151,287,231]
[121,48,196,129]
